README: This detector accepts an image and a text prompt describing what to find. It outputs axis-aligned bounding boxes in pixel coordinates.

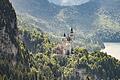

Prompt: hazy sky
[48,0,90,6]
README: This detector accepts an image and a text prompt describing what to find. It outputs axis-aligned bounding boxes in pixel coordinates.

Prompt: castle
[55,28,74,55]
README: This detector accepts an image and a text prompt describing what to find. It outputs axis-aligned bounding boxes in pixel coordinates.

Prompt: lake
[101,42,120,60]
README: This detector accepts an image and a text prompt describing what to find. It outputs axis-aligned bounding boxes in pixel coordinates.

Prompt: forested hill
[0,0,120,80]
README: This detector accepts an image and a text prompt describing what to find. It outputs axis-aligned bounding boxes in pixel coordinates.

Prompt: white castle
[55,28,74,55]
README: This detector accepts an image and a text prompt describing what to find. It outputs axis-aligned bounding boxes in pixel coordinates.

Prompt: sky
[48,0,90,6]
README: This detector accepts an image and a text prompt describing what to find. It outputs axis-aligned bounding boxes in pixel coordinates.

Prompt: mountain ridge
[10,0,120,31]
[10,0,120,49]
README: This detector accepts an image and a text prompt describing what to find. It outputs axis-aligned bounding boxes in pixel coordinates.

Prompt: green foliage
[1,21,120,80]
[1,38,120,80]
[74,48,88,54]
[27,48,120,80]
[18,25,55,54]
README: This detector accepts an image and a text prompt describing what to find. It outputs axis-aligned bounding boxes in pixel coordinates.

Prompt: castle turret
[70,28,74,40]
[70,28,74,54]
[71,28,73,33]
[62,33,67,42]
[64,33,66,37]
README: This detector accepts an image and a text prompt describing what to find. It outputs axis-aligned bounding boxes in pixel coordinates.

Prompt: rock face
[0,0,18,59]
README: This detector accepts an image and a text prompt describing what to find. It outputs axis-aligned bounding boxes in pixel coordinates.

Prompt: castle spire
[70,28,74,38]
[70,28,73,33]
[64,33,66,37]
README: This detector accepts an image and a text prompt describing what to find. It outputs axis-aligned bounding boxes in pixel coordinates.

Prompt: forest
[0,0,120,80]
[1,25,120,80]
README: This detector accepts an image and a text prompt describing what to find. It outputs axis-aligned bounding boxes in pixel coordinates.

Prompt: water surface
[101,42,120,60]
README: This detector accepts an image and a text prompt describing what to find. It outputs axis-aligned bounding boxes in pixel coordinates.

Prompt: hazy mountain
[10,0,61,19]
[10,0,120,42]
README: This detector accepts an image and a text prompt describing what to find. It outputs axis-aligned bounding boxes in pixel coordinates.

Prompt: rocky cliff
[0,0,19,61]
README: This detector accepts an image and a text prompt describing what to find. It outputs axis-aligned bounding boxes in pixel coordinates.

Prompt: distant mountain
[10,0,120,42]
[17,14,105,52]
[10,0,100,29]
[10,0,61,19]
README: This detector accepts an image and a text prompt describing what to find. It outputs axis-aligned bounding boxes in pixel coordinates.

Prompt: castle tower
[70,28,74,40]
[69,28,74,54]
[58,28,75,55]
[65,28,74,55]
[64,33,66,37]
[62,33,67,42]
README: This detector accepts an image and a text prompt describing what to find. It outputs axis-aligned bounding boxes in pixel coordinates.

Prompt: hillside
[16,24,120,79]
[17,14,104,52]
[1,0,120,80]
[0,0,31,79]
